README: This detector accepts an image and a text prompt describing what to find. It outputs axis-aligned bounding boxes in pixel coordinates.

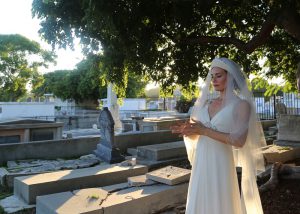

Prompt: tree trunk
[259,162,300,193]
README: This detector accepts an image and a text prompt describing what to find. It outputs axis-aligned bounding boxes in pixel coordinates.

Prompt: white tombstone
[107,83,122,133]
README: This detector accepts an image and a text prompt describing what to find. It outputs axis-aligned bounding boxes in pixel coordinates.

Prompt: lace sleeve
[227,100,251,147]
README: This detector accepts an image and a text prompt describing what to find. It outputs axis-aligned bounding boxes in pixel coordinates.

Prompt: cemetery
[1,1,300,214]
[0,104,299,214]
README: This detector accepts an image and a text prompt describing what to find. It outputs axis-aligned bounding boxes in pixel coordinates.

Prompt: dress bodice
[196,101,237,134]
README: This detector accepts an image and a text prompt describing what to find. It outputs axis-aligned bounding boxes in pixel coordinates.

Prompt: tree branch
[180,14,276,54]
[276,6,300,41]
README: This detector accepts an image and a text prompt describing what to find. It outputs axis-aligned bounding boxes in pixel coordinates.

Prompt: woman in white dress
[171,57,266,214]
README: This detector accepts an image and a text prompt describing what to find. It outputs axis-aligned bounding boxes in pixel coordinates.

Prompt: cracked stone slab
[146,166,191,185]
[262,145,299,163]
[36,182,188,214]
[14,164,148,204]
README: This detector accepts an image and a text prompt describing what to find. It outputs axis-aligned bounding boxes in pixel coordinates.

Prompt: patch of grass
[88,194,99,200]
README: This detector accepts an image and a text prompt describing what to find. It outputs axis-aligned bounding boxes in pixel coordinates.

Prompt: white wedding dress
[185,102,245,214]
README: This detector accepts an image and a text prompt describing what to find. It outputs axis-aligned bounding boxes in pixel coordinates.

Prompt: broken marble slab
[36,182,188,214]
[14,164,148,204]
[146,165,191,185]
[1,154,102,189]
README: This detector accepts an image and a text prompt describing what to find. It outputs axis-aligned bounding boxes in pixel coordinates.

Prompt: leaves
[31,0,300,92]
[0,34,55,101]
[33,54,147,102]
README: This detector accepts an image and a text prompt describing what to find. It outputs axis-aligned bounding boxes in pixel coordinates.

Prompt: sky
[0,0,84,73]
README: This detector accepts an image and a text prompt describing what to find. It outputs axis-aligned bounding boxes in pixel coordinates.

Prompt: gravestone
[275,114,300,145]
[94,107,125,163]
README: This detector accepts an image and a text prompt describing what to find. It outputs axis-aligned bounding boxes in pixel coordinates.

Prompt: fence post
[273,94,277,119]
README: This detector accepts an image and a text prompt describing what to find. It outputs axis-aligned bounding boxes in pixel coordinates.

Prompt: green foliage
[175,96,196,113]
[179,82,200,101]
[32,0,300,91]
[0,34,55,101]
[125,72,147,98]
[251,76,293,97]
[33,54,147,102]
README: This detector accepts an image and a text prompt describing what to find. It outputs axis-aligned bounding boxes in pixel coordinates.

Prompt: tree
[0,34,55,101]
[33,55,107,102]
[34,54,147,102]
[32,0,300,92]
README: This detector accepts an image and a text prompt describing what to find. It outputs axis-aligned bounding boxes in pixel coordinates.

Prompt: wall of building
[0,102,55,120]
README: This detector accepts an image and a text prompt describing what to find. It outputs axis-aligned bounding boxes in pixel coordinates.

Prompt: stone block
[137,141,187,161]
[146,166,191,185]
[36,182,188,214]
[127,175,157,187]
[14,164,148,204]
[277,115,300,142]
[127,148,137,156]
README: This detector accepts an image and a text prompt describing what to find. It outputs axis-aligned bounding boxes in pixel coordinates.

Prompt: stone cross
[94,107,124,163]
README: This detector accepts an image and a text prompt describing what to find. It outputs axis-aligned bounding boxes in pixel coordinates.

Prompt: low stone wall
[0,137,99,165]
[0,130,182,165]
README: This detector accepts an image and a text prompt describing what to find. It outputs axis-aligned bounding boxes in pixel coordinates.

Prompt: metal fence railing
[253,92,300,120]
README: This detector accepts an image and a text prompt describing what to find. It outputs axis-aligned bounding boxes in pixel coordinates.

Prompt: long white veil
[184,57,266,214]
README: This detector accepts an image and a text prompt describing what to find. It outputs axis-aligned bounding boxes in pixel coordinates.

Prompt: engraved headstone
[146,165,191,185]
[94,107,125,163]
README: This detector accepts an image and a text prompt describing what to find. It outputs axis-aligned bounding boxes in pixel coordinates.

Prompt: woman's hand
[181,119,207,136]
[170,119,208,137]
[170,120,188,137]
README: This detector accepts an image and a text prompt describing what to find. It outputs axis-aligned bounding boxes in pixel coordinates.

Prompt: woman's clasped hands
[170,119,207,137]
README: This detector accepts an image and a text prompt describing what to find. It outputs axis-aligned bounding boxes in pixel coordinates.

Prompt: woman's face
[211,67,227,92]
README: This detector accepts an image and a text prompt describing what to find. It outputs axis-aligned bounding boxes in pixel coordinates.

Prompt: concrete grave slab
[14,164,148,204]
[261,145,299,163]
[146,166,191,185]
[36,182,188,214]
[137,141,187,161]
